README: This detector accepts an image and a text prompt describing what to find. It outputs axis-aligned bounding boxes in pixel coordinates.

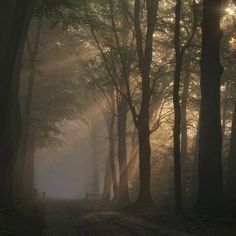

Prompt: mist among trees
[0,0,236,235]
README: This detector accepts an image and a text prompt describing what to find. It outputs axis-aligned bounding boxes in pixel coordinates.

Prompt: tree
[195,0,224,212]
[173,0,197,212]
[105,105,118,201]
[78,57,120,200]
[0,0,32,209]
[173,0,183,212]
[84,0,176,204]
[127,0,159,203]
[101,92,119,201]
[15,17,87,200]
[16,15,43,199]
[13,0,80,200]
[83,0,132,204]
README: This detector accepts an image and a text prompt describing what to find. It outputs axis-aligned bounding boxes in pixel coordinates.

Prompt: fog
[35,122,92,199]
[2,1,236,235]
[15,0,236,213]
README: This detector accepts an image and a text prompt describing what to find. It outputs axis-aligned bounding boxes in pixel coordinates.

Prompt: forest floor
[1,200,236,236]
[40,200,236,236]
[40,200,192,236]
[0,204,44,236]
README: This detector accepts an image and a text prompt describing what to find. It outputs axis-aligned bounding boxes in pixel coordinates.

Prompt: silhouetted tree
[173,0,197,212]
[0,0,32,209]
[131,0,159,203]
[195,0,224,212]
[83,0,131,204]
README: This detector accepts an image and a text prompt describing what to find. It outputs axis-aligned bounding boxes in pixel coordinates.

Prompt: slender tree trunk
[195,0,224,212]
[117,7,131,205]
[133,0,158,204]
[104,102,118,201]
[108,112,118,201]
[173,0,183,212]
[117,95,129,204]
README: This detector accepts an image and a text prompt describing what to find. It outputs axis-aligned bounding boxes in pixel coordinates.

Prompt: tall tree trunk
[173,0,183,212]
[103,105,118,201]
[195,0,224,212]
[137,109,152,203]
[16,17,42,199]
[16,61,36,198]
[85,0,131,204]
[108,111,118,201]
[133,0,158,204]
[117,95,129,204]
[0,0,32,209]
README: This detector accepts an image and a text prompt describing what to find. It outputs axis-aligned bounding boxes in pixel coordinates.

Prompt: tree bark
[108,111,118,201]
[195,0,224,212]
[132,0,158,204]
[103,104,118,201]
[117,95,129,204]
[0,0,32,209]
[173,0,183,212]
[16,16,42,199]
[137,114,152,203]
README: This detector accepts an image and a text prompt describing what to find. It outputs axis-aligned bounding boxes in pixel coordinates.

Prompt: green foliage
[21,17,87,148]
[15,0,236,210]
[31,73,80,148]
[33,0,83,29]
[34,0,73,17]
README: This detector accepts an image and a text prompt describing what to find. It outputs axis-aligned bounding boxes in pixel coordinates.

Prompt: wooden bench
[34,188,46,199]
[85,192,103,200]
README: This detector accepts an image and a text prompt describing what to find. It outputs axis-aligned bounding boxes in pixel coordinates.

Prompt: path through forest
[40,200,192,236]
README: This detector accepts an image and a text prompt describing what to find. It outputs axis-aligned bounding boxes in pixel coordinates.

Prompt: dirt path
[40,201,192,236]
